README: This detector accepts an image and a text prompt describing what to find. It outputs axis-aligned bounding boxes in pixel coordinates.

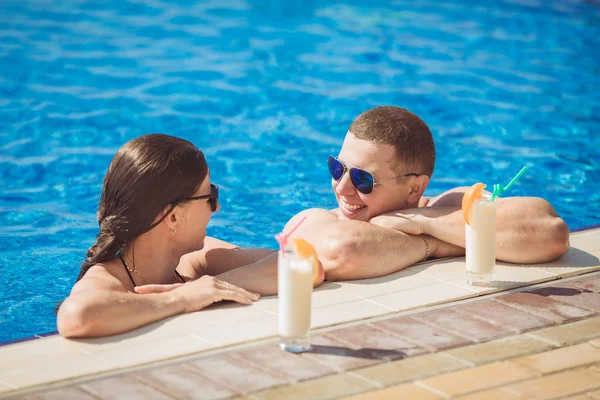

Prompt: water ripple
[0,0,598,342]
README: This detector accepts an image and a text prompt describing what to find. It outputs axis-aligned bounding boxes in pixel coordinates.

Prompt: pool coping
[5,267,600,399]
[1,222,598,349]
[0,226,599,397]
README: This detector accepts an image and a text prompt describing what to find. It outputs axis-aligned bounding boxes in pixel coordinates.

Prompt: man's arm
[370,188,570,264]
[283,209,463,281]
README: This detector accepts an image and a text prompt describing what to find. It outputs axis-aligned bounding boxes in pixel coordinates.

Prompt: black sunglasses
[328,156,418,194]
[184,183,219,211]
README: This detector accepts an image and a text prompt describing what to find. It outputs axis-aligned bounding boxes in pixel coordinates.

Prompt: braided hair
[76,134,208,281]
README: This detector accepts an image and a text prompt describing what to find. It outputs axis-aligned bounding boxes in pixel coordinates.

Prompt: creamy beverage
[278,247,313,352]
[466,192,496,285]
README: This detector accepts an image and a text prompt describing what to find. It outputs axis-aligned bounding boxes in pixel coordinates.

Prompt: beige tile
[0,380,15,395]
[0,334,214,391]
[506,367,600,399]
[353,352,470,387]
[368,282,474,312]
[80,374,174,399]
[191,315,278,347]
[65,304,271,354]
[447,278,500,294]
[449,264,556,294]
[345,383,441,399]
[19,386,100,400]
[491,264,555,284]
[536,265,600,279]
[0,337,89,374]
[531,247,600,278]
[312,283,365,307]
[64,318,187,354]
[420,259,468,281]
[338,264,437,299]
[311,300,395,329]
[94,333,215,369]
[526,317,600,346]
[446,334,554,365]
[252,372,375,400]
[511,342,600,375]
[252,295,279,314]
[588,388,600,399]
[174,302,273,329]
[561,395,596,400]
[416,361,535,397]
[253,283,363,314]
[0,353,116,390]
[570,230,600,252]
[454,387,522,400]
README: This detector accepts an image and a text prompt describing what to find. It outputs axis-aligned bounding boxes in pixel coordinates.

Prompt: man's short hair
[349,106,435,177]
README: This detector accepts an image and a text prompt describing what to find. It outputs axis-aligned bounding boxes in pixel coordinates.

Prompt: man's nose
[334,172,356,196]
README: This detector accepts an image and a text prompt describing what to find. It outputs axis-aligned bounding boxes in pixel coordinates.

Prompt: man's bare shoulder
[424,187,470,208]
[290,207,339,223]
[294,207,339,221]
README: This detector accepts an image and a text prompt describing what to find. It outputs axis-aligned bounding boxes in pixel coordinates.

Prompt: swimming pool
[0,0,598,342]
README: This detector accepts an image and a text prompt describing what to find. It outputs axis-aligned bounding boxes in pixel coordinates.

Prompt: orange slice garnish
[462,183,486,225]
[290,238,325,286]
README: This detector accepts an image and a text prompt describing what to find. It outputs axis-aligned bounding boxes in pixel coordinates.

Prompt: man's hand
[369,211,427,235]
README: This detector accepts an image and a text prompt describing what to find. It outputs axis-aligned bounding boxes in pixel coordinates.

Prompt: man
[141,106,570,295]
[272,106,570,281]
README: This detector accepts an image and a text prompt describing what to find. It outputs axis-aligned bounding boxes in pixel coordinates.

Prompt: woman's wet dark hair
[77,133,208,282]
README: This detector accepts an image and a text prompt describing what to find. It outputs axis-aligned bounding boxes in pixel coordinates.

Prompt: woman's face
[174,171,220,253]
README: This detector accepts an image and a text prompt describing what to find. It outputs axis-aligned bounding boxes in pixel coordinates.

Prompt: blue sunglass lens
[328,157,345,180]
[350,168,374,194]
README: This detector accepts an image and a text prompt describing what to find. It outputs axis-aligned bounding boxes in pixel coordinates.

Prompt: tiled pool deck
[1,227,599,399]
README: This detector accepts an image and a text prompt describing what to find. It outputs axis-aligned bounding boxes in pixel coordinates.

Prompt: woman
[57,134,270,338]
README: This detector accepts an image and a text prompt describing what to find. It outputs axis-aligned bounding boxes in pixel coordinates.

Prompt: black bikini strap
[174,269,186,283]
[119,253,136,288]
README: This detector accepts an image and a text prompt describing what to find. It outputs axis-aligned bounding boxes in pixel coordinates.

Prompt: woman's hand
[134,276,260,313]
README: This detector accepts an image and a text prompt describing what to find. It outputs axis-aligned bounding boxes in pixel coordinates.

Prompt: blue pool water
[0,0,599,342]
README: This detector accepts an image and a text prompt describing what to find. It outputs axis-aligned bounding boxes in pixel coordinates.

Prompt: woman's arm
[57,265,258,338]
[179,237,276,278]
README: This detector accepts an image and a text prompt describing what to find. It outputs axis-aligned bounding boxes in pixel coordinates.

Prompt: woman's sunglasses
[328,156,418,194]
[185,183,219,211]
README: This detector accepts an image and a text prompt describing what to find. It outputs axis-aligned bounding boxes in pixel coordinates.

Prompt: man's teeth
[343,203,366,211]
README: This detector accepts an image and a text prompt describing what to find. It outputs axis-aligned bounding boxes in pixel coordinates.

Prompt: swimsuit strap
[119,253,136,288]
[174,269,186,283]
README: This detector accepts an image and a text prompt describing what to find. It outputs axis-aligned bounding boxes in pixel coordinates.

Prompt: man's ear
[407,175,430,204]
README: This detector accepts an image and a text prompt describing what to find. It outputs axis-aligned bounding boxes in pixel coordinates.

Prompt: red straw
[275,216,307,255]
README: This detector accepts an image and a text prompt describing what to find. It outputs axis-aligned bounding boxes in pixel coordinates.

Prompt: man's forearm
[315,221,433,281]
[388,198,570,263]
[283,208,460,281]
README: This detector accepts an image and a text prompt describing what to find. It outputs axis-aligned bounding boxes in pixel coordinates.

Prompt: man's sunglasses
[184,183,219,211]
[327,156,418,195]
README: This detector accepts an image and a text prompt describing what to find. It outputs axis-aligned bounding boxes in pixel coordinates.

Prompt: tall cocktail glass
[278,245,313,353]
[466,192,496,285]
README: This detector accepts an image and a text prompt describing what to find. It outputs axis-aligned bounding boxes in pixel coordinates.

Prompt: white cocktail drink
[278,247,313,352]
[466,192,496,285]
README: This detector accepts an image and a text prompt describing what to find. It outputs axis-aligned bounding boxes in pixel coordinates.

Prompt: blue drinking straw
[491,166,529,201]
